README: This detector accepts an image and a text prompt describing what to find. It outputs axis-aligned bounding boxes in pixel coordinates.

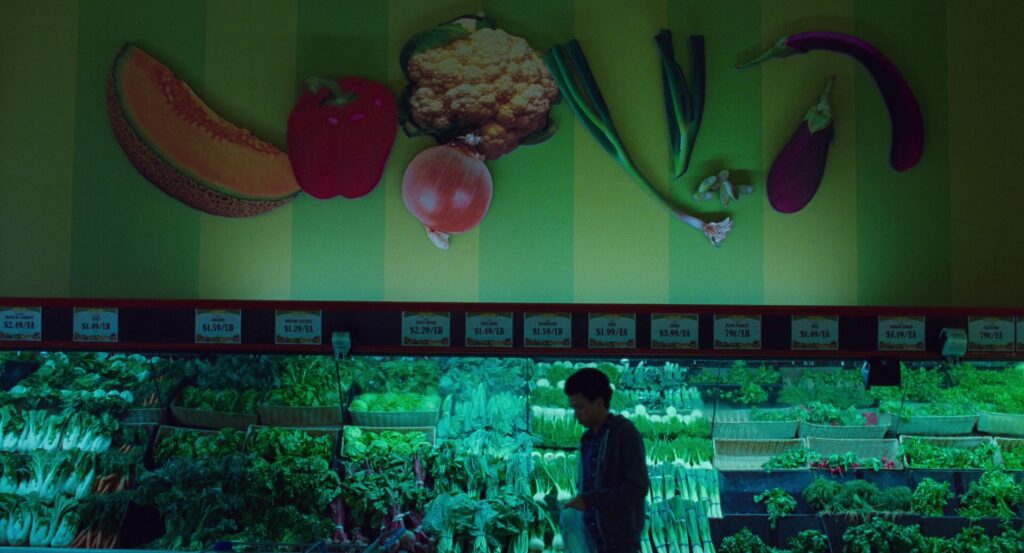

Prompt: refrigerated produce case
[2,300,1024,552]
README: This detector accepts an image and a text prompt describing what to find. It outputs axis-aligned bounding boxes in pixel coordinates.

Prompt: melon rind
[106,43,300,217]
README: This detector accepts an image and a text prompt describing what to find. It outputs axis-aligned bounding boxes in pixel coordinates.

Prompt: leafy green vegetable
[247,427,333,462]
[690,361,779,405]
[958,470,1024,523]
[912,478,952,517]
[719,528,774,553]
[263,355,343,407]
[349,392,441,412]
[154,428,245,465]
[842,518,927,553]
[762,447,812,471]
[779,368,874,409]
[802,478,911,517]
[754,488,795,529]
[179,387,262,413]
[342,427,430,462]
[441,357,534,398]
[341,357,442,394]
[901,437,1000,469]
[787,529,829,553]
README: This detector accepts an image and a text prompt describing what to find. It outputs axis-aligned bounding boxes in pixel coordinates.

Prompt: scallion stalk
[543,40,732,247]
[655,31,705,178]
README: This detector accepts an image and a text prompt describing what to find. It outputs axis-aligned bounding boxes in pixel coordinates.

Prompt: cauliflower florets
[407,27,559,160]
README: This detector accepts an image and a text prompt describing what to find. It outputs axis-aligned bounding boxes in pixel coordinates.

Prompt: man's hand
[565,496,585,512]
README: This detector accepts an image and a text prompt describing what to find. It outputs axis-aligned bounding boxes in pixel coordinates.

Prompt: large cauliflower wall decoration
[399,14,560,160]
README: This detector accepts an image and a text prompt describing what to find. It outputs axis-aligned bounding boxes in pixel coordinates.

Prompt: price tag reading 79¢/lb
[195,309,242,344]
[878,316,925,351]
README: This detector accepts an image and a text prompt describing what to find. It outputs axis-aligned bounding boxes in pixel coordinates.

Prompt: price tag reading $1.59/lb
[195,309,242,344]
[524,313,571,348]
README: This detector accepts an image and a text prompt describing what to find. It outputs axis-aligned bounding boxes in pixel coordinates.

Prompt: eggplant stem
[735,36,799,69]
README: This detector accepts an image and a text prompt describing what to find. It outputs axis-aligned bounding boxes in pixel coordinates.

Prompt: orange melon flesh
[108,43,300,216]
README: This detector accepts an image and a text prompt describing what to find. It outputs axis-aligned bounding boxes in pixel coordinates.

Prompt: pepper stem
[735,36,799,69]
[804,76,836,134]
[304,76,357,108]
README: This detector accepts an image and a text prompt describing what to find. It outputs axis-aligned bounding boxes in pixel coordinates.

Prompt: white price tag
[792,315,838,351]
[195,309,242,344]
[73,308,118,343]
[713,315,761,350]
[524,312,571,348]
[651,313,698,349]
[1017,317,1024,352]
[465,312,513,347]
[968,316,1014,352]
[275,310,322,345]
[402,312,450,347]
[588,313,636,349]
[0,307,41,341]
[878,316,925,351]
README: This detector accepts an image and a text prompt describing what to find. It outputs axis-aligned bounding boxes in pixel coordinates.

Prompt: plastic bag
[560,508,597,553]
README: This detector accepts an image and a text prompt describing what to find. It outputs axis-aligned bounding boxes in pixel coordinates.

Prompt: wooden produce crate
[712,408,799,440]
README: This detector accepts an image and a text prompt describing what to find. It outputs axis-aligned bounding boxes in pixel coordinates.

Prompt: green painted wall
[1,0,1021,306]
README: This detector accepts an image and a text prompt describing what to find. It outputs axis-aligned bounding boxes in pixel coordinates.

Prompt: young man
[561,368,649,553]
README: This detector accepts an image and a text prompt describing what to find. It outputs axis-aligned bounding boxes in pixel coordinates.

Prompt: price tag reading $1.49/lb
[195,309,242,344]
[465,312,513,347]
[73,308,118,343]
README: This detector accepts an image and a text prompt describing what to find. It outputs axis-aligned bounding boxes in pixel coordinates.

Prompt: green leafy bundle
[900,437,1000,469]
[247,428,333,462]
[349,392,441,412]
[441,357,534,398]
[341,357,442,394]
[779,368,874,409]
[754,488,796,529]
[911,478,952,517]
[762,447,813,471]
[957,470,1024,523]
[154,428,245,465]
[802,478,911,516]
[342,427,430,462]
[180,387,262,413]
[690,361,779,405]
[263,355,343,407]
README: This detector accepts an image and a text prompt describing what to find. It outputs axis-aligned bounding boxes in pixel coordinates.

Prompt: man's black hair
[564,367,612,407]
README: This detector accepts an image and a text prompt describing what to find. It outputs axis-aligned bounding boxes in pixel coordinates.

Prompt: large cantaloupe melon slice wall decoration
[107,43,301,217]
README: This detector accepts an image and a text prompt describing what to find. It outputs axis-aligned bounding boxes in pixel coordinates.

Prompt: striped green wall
[1,0,1021,306]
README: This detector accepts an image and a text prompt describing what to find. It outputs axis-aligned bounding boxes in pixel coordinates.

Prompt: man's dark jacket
[579,413,650,552]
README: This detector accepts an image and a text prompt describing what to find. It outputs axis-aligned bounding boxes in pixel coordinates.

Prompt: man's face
[569,393,605,429]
